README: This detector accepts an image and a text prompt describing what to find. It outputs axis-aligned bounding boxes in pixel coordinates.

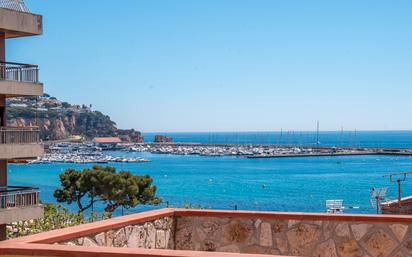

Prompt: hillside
[6,94,142,141]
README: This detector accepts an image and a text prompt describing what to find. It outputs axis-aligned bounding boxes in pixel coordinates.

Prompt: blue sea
[8,131,412,216]
[143,130,412,148]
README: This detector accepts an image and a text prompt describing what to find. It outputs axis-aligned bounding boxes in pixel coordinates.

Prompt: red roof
[93,137,122,143]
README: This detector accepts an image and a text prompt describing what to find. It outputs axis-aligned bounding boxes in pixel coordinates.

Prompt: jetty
[38,142,412,162]
[30,143,151,164]
[125,142,412,158]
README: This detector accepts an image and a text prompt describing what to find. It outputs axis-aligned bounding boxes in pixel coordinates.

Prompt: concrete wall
[0,32,4,61]
[0,81,43,97]
[0,160,6,187]
[0,8,42,38]
[0,205,43,224]
[0,144,43,159]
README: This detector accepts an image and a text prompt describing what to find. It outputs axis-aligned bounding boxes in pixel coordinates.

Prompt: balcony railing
[0,0,31,13]
[0,186,40,210]
[0,127,40,144]
[0,61,39,83]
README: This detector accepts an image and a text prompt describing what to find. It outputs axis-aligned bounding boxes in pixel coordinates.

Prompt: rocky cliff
[8,111,117,141]
[7,95,142,141]
[8,117,70,140]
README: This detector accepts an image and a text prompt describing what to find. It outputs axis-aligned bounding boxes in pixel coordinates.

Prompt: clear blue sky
[7,0,412,132]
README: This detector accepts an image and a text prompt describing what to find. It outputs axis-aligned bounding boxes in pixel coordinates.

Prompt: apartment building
[0,0,44,240]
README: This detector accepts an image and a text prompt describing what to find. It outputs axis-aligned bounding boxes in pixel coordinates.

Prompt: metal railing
[0,186,40,210]
[0,127,40,144]
[0,61,39,83]
[0,0,31,13]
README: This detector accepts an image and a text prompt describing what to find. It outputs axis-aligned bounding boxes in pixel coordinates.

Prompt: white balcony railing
[0,0,30,13]
[0,186,40,210]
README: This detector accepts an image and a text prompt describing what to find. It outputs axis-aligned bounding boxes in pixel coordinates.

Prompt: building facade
[0,0,44,240]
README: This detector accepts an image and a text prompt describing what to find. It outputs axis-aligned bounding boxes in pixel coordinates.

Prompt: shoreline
[31,141,412,164]
[124,142,412,158]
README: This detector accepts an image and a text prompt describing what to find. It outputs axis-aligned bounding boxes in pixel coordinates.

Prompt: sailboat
[316,121,321,146]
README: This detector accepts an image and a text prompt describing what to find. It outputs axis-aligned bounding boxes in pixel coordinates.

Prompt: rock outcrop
[154,135,173,143]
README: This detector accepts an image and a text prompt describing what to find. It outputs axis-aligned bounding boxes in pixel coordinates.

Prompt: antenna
[383,171,412,208]
[370,187,388,214]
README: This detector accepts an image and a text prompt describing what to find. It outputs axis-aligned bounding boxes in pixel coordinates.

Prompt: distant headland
[7,94,146,142]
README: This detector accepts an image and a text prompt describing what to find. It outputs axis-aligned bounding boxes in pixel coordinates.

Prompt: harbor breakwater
[126,143,412,158]
[35,142,412,164]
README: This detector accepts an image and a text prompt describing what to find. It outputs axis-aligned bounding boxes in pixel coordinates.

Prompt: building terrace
[0,0,44,240]
[1,208,411,257]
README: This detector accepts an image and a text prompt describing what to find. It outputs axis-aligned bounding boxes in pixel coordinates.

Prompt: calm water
[144,130,412,148]
[8,151,412,215]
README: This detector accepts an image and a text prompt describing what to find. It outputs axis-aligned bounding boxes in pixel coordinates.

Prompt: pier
[39,141,412,161]
[126,142,412,158]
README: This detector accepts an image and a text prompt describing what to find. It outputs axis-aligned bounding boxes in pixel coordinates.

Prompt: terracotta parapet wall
[174,209,412,223]
[3,208,412,257]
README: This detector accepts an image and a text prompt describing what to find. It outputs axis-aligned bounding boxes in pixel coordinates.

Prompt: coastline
[9,152,412,215]
[125,142,412,158]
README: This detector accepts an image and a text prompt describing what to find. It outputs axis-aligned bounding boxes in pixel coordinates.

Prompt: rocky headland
[7,94,144,142]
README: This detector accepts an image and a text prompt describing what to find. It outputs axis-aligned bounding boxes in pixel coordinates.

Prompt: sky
[7,0,412,132]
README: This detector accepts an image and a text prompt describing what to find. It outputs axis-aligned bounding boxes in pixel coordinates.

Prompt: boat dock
[246,152,376,158]
[127,143,412,158]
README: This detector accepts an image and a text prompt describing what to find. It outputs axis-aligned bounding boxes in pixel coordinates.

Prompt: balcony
[0,126,40,144]
[0,61,43,97]
[0,186,39,209]
[0,186,43,224]
[0,61,39,83]
[0,1,42,39]
[0,127,43,159]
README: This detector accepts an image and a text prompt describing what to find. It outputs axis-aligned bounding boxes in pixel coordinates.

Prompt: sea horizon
[141,130,412,148]
[142,129,412,133]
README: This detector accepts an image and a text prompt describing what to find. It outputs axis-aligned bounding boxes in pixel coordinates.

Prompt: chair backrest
[326,199,344,213]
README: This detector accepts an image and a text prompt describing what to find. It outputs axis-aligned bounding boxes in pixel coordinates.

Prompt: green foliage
[75,111,117,138]
[7,107,38,119]
[54,166,161,216]
[7,204,108,239]
[61,102,71,108]
[101,171,162,216]
[7,204,85,238]
[53,168,94,213]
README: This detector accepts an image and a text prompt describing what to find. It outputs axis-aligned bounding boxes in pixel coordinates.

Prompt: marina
[30,143,150,164]
[125,143,412,158]
[37,140,412,163]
